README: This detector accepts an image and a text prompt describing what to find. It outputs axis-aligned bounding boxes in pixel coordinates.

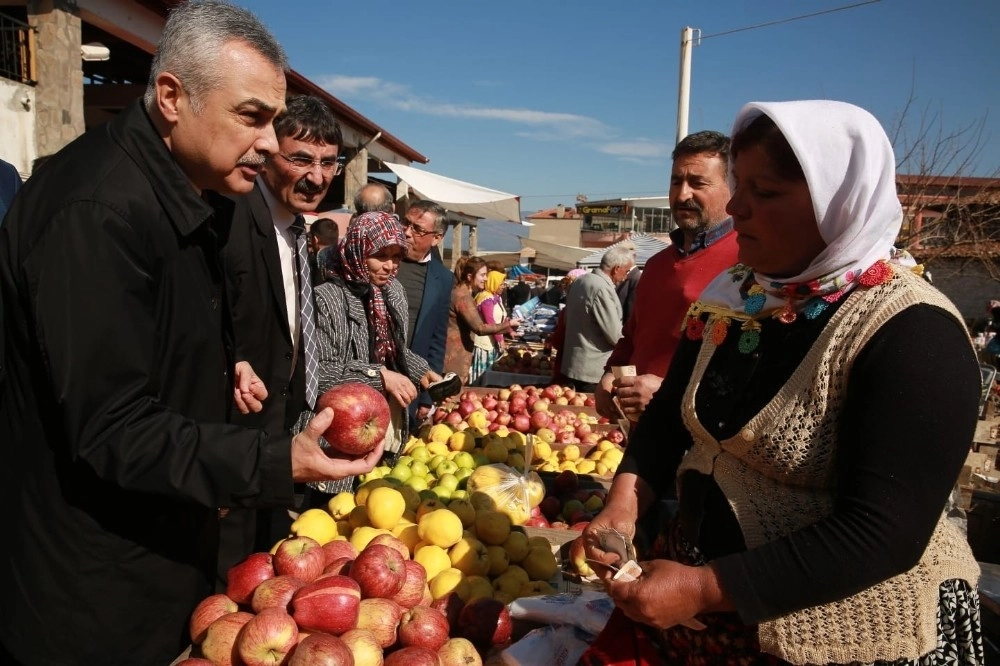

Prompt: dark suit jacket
[410,256,452,376]
[0,159,21,388]
[408,256,452,409]
[224,183,306,437]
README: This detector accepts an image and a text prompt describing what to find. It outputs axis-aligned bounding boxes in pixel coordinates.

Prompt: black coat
[224,183,307,436]
[0,101,294,665]
[220,183,308,573]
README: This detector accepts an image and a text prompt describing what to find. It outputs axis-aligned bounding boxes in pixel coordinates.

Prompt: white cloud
[319,74,669,161]
[597,140,672,161]
[318,74,610,140]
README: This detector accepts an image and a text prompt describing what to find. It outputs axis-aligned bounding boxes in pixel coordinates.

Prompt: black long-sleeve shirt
[618,300,980,624]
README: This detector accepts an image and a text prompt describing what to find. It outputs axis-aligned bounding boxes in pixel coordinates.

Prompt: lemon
[413,542,452,580]
[429,567,471,601]
[348,505,371,530]
[502,530,530,563]
[448,430,476,453]
[486,545,510,576]
[466,575,494,601]
[520,546,559,582]
[355,478,392,506]
[326,492,357,521]
[366,487,406,529]
[290,508,339,545]
[446,499,476,529]
[417,509,463,548]
[392,522,422,555]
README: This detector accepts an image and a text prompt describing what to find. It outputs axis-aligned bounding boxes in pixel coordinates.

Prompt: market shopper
[0,4,382,664]
[222,94,344,582]
[397,199,453,420]
[595,130,737,423]
[470,270,510,384]
[559,243,636,393]
[444,256,519,384]
[305,211,441,497]
[583,100,983,665]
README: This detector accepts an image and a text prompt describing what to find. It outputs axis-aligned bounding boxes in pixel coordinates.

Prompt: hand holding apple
[291,407,385,483]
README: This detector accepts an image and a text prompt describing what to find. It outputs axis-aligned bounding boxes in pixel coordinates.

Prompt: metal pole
[676,26,694,145]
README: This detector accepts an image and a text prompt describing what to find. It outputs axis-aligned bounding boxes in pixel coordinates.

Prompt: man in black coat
[0,4,381,664]
[397,200,453,421]
[222,95,343,575]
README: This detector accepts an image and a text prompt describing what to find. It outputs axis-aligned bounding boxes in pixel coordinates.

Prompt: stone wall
[28,0,84,159]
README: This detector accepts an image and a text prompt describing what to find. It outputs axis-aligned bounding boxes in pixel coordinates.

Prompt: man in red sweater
[596,130,737,422]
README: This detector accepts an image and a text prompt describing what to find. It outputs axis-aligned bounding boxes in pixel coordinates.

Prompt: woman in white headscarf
[582,101,983,665]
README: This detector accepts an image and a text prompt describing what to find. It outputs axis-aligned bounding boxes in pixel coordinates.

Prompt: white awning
[519,237,592,272]
[385,163,522,223]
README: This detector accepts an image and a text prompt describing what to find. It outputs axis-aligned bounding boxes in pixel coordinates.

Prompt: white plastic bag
[501,624,594,666]
[507,589,614,635]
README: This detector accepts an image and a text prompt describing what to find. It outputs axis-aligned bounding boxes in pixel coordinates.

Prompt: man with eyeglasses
[221,94,344,584]
[397,200,453,422]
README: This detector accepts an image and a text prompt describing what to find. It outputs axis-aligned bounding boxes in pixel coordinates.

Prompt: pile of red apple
[433,385,607,438]
[183,535,512,666]
[529,470,608,532]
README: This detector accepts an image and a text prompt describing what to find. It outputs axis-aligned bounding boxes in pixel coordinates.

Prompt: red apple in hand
[457,598,512,651]
[438,637,483,666]
[288,633,354,666]
[317,382,391,455]
[227,552,275,604]
[350,543,406,599]
[398,605,450,652]
[340,629,384,666]
[391,559,428,609]
[384,646,441,666]
[274,536,325,582]
[201,611,254,666]
[190,593,239,645]
[236,608,299,666]
[291,575,361,635]
[252,575,308,613]
[357,597,403,648]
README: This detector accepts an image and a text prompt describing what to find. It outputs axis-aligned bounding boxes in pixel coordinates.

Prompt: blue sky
[238,0,998,223]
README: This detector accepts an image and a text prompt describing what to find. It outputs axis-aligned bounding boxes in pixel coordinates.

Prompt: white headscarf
[698,100,904,314]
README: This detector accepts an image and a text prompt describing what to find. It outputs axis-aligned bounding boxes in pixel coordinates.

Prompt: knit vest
[676,266,980,665]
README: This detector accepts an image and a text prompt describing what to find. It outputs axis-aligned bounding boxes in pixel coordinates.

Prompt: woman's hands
[603,560,729,630]
[290,408,385,482]
[419,370,443,390]
[380,367,418,407]
[582,504,638,574]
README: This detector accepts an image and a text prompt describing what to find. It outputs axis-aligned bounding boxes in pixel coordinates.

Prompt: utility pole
[676,26,697,145]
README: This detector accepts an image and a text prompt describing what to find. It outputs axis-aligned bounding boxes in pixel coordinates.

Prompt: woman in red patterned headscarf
[305,211,441,497]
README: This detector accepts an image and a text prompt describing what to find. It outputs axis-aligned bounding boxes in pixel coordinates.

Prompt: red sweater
[606,230,739,377]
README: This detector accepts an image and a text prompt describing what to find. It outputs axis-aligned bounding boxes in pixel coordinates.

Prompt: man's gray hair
[600,241,637,270]
[144,1,287,114]
[354,183,395,213]
[406,199,448,233]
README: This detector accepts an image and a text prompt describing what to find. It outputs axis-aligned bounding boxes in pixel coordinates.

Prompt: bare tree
[889,76,1000,279]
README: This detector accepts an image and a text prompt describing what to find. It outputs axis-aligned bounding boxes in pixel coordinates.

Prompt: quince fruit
[290,508,339,545]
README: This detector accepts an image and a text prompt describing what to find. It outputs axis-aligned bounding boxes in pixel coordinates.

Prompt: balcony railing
[0,12,36,85]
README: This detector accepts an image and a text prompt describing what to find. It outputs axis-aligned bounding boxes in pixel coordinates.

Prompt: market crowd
[0,1,985,665]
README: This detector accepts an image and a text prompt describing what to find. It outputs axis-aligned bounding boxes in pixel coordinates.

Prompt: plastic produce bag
[466,463,544,525]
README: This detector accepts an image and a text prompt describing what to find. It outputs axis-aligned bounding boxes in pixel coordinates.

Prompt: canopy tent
[385,163,522,223]
[576,233,671,269]
[519,237,593,272]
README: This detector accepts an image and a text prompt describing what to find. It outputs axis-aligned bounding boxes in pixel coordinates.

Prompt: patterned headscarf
[697,100,904,315]
[334,211,408,365]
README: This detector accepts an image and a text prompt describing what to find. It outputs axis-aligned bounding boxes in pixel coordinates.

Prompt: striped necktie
[291,215,319,409]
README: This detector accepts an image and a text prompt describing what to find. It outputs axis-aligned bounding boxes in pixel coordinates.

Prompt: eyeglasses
[400,219,440,238]
[277,153,343,175]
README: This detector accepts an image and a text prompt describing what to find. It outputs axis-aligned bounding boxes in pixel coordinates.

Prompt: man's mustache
[674,201,703,212]
[295,178,325,195]
[237,154,267,168]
